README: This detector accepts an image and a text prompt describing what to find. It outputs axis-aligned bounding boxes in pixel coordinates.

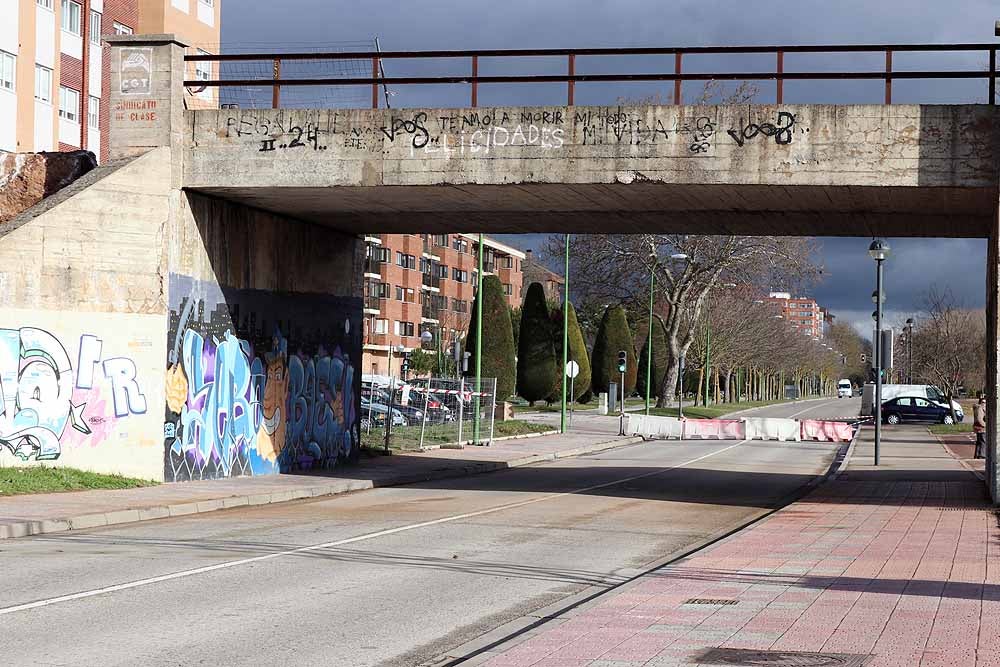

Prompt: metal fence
[186,42,1000,109]
[361,376,498,451]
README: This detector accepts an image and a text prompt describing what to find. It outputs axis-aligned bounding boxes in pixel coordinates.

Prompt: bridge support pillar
[989,193,1000,502]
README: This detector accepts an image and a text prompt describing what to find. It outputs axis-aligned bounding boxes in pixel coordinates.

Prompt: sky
[222,0,997,335]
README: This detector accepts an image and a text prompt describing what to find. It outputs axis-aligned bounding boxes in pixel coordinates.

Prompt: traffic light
[617,350,627,374]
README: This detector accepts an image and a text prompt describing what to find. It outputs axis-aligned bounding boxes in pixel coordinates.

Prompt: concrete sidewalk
[0,428,639,540]
[457,426,998,667]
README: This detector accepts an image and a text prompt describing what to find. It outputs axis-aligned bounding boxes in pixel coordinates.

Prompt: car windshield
[926,386,945,402]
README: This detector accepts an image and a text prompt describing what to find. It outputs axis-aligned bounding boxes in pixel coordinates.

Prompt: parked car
[881,396,962,425]
[360,397,407,428]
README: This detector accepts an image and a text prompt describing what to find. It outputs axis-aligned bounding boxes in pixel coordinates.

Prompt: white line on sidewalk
[0,440,749,617]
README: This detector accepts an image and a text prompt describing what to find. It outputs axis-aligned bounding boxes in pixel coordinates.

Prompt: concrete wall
[0,148,170,479]
[162,192,364,482]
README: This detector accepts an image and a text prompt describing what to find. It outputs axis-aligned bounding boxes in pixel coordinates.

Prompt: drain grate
[697,648,871,666]
[684,598,739,606]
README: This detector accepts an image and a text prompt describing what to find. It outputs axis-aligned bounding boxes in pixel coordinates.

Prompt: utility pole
[560,234,570,433]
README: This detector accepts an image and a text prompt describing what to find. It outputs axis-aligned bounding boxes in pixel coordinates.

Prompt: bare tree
[549,234,820,407]
[910,287,986,420]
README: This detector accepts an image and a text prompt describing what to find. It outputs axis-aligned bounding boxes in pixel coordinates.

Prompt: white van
[837,379,852,398]
[861,383,963,420]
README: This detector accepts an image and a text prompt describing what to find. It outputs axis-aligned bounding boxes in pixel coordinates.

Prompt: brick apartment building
[1,0,220,162]
[363,234,525,376]
[520,248,564,303]
[767,291,825,339]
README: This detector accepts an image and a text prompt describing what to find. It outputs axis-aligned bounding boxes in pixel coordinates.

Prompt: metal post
[703,324,711,406]
[569,373,575,427]
[567,54,575,106]
[384,371,395,453]
[884,50,893,105]
[471,55,478,107]
[488,378,497,445]
[990,49,997,106]
[272,58,281,109]
[418,381,430,449]
[776,51,784,104]
[645,266,654,416]
[371,57,380,109]
[474,234,484,445]
[560,234,570,433]
[619,369,626,436]
[673,53,682,105]
[875,257,884,465]
[457,377,465,446]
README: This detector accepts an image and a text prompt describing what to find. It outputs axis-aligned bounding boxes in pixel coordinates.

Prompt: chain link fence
[361,377,497,451]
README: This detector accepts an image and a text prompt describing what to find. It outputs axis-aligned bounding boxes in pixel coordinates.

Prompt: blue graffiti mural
[164,274,361,482]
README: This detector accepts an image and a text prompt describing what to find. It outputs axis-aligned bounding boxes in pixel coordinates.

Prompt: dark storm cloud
[221,0,996,328]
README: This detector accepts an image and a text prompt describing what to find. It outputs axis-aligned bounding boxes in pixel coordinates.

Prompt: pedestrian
[973,391,986,460]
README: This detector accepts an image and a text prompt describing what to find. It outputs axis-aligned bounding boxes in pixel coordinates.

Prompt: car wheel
[886,413,900,425]
[943,415,955,425]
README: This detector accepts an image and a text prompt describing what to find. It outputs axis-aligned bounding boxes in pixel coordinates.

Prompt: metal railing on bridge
[185,42,1000,109]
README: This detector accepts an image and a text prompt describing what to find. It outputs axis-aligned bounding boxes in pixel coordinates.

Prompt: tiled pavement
[470,428,999,667]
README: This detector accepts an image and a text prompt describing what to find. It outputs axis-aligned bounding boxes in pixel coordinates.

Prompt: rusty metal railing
[184,43,1000,109]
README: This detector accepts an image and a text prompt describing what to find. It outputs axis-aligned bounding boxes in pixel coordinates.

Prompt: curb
[0,436,645,541]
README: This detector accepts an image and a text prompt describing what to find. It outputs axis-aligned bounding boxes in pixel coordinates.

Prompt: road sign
[565,360,580,379]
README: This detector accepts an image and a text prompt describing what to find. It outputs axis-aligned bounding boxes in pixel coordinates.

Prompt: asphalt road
[0,398,853,667]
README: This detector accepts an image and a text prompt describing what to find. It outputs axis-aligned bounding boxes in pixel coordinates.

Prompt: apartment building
[521,248,564,303]
[363,234,525,376]
[1,0,220,161]
[767,292,825,339]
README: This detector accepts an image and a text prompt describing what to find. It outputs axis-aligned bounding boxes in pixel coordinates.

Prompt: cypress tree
[548,301,592,402]
[517,283,558,403]
[464,275,516,400]
[591,304,638,396]
[636,314,669,398]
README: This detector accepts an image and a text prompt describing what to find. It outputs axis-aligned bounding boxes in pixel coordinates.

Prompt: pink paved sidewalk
[475,430,998,667]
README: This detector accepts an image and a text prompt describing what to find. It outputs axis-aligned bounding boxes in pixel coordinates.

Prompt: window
[34,65,52,103]
[89,10,101,44]
[195,49,211,81]
[433,234,448,247]
[366,281,389,299]
[436,264,448,279]
[913,398,931,408]
[396,252,416,270]
[371,246,389,263]
[374,319,388,334]
[503,283,512,295]
[452,237,469,253]
[0,52,14,92]
[394,321,415,338]
[37,0,53,10]
[112,21,133,35]
[452,268,468,283]
[500,256,513,269]
[88,96,99,128]
[395,287,415,303]
[61,0,82,35]
[58,86,80,122]
[451,298,468,313]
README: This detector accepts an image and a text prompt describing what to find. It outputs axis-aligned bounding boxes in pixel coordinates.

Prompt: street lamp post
[670,253,688,418]
[869,239,891,466]
[645,247,656,416]
[905,317,914,383]
[561,234,570,433]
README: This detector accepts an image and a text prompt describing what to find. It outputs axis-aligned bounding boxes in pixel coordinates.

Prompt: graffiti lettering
[382,112,430,149]
[689,116,715,154]
[0,328,146,462]
[727,111,797,147]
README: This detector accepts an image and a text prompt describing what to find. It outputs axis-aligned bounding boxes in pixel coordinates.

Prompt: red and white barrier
[800,419,854,442]
[743,417,800,442]
[685,418,744,440]
[625,414,685,440]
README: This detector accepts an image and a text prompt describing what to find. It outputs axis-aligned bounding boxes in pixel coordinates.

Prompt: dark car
[882,396,960,425]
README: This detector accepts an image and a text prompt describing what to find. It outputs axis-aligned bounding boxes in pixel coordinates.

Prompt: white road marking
[0,440,749,617]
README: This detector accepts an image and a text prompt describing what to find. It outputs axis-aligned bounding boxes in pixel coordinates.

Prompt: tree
[407,348,435,377]
[910,287,986,420]
[827,322,870,387]
[510,307,522,350]
[591,304,637,396]
[549,235,818,407]
[517,283,558,403]
[464,275,517,400]
[636,314,669,399]
[548,300,592,403]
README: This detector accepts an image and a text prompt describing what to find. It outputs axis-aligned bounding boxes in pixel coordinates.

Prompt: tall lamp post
[561,234,571,432]
[905,317,914,383]
[669,253,688,417]
[645,246,657,416]
[869,239,891,466]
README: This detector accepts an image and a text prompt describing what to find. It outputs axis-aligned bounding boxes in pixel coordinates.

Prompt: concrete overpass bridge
[3,34,1000,498]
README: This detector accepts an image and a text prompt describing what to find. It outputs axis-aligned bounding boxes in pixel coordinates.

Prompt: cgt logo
[120,48,152,95]
[0,328,147,461]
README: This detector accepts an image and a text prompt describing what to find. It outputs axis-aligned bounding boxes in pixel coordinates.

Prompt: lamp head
[868,239,891,261]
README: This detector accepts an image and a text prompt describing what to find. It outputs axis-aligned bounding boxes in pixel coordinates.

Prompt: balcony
[364,294,382,312]
[422,304,440,321]
[364,259,383,276]
[422,272,441,290]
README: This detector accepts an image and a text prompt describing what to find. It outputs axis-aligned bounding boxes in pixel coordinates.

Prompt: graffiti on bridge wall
[164,275,362,482]
[0,327,147,461]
